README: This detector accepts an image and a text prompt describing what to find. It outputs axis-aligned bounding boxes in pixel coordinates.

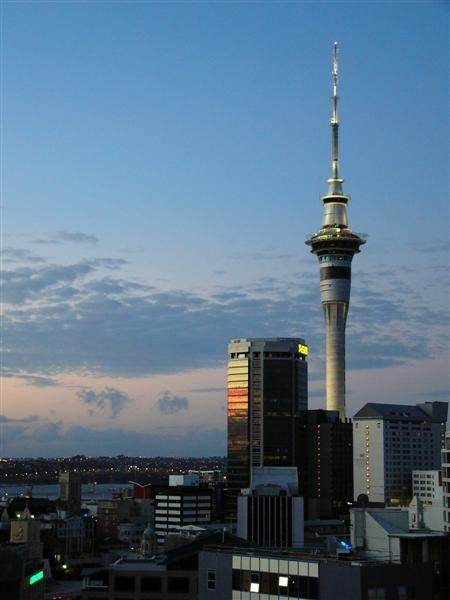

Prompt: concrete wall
[198,551,232,600]
[351,508,408,561]
[353,419,385,502]
[320,561,432,600]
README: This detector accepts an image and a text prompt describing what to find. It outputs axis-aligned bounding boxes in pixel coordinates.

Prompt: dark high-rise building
[305,42,365,419]
[59,471,81,516]
[297,409,353,519]
[226,337,308,518]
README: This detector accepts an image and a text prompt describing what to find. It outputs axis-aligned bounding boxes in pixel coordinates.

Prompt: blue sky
[1,1,449,457]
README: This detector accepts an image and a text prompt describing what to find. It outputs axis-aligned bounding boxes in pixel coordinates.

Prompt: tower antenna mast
[331,41,340,181]
[328,41,343,196]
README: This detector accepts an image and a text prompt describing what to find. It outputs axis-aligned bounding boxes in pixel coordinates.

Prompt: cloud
[21,375,59,387]
[33,231,98,245]
[2,251,448,381]
[3,248,45,264]
[85,278,151,295]
[0,415,41,424]
[2,257,129,305]
[77,387,133,418]
[31,422,63,442]
[188,387,226,394]
[411,240,450,253]
[2,262,94,304]
[157,391,189,415]
[0,422,226,457]
[415,388,450,400]
[87,257,127,269]
[0,371,59,387]
[229,247,294,261]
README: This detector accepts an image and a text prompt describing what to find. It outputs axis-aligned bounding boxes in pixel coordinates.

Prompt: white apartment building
[412,470,442,504]
[353,402,447,503]
[443,432,450,533]
[154,486,212,545]
[169,474,200,487]
[411,471,444,531]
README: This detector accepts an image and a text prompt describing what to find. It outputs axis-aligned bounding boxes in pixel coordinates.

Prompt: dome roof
[143,526,155,538]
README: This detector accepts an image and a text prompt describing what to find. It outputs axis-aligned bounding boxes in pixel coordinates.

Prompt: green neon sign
[29,570,44,585]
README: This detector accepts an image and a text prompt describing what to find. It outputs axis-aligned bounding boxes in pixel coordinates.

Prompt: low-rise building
[412,470,443,505]
[237,467,304,548]
[411,470,444,531]
[169,474,200,487]
[154,486,212,546]
[198,545,438,600]
[81,532,245,600]
[0,544,45,600]
[82,559,195,600]
[117,518,147,548]
[350,505,448,597]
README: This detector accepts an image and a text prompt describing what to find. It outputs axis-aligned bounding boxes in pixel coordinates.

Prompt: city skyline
[2,2,449,456]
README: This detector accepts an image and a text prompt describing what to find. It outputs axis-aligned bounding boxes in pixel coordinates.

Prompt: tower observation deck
[305,42,366,419]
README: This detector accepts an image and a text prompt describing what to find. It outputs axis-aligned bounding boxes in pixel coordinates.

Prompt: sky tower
[306,42,365,419]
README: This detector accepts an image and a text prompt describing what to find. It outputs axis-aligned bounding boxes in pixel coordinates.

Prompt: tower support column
[323,302,348,418]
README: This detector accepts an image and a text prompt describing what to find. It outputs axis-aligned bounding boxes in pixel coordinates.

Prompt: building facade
[59,471,81,516]
[412,470,443,505]
[236,467,304,548]
[198,545,438,600]
[0,545,45,600]
[297,409,353,518]
[81,560,196,600]
[154,487,212,546]
[443,433,450,533]
[353,402,448,503]
[226,337,308,517]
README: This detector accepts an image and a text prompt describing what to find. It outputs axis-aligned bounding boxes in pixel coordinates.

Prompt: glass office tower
[226,338,308,518]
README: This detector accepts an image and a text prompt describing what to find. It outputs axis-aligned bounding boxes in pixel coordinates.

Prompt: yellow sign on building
[298,343,309,356]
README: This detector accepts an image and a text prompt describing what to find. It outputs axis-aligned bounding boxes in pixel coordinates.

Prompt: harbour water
[0,482,132,500]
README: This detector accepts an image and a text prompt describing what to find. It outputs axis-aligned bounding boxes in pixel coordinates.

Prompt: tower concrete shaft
[324,302,347,414]
[305,42,365,419]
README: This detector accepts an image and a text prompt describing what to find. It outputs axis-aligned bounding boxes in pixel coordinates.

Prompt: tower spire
[327,41,344,196]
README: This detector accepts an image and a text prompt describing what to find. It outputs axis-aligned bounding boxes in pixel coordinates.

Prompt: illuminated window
[250,573,260,593]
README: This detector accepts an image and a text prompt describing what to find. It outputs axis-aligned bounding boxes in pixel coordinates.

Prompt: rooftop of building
[351,506,447,540]
[155,486,212,495]
[110,558,167,572]
[353,401,448,422]
[200,543,407,567]
[229,337,306,344]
